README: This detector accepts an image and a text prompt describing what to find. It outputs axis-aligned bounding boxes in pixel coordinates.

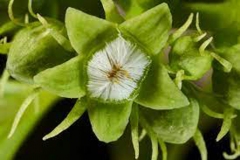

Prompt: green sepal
[43,97,87,140]
[216,108,234,142]
[139,98,199,144]
[65,7,118,55]
[135,58,189,110]
[169,36,213,80]
[119,3,172,55]
[88,100,132,143]
[100,0,124,23]
[34,56,86,98]
[193,129,207,160]
[130,103,139,159]
[6,20,75,84]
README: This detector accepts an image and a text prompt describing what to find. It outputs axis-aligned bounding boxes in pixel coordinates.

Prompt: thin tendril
[199,37,213,55]
[24,13,29,24]
[169,13,194,43]
[150,134,158,160]
[28,0,38,18]
[194,32,207,42]
[8,0,26,26]
[8,88,41,138]
[37,14,74,52]
[201,105,225,119]
[216,108,234,142]
[210,52,232,72]
[158,139,167,160]
[223,151,240,160]
[196,12,202,34]
[139,129,147,142]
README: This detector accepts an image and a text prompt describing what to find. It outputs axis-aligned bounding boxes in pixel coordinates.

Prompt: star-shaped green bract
[34,3,194,142]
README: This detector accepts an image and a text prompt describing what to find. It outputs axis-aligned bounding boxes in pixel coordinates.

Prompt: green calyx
[32,3,191,145]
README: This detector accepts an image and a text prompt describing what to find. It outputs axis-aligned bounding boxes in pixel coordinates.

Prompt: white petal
[87,37,150,102]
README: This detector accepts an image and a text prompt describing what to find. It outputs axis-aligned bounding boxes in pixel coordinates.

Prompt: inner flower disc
[87,37,151,102]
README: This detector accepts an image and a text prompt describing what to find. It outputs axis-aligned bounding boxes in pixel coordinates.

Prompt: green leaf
[88,100,132,142]
[0,82,58,160]
[6,20,75,84]
[135,59,189,110]
[119,3,172,55]
[34,56,86,98]
[43,97,87,140]
[139,98,199,144]
[100,0,124,23]
[65,7,118,55]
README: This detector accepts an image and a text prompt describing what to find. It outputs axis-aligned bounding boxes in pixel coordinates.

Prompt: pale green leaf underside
[65,7,118,55]
[119,3,172,55]
[135,59,189,110]
[0,82,58,160]
[139,98,199,144]
[43,97,87,140]
[88,100,132,143]
[34,56,86,98]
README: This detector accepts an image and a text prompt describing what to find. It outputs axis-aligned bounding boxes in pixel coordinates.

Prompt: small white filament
[87,37,150,102]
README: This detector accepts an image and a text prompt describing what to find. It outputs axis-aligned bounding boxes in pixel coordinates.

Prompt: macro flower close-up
[33,4,192,145]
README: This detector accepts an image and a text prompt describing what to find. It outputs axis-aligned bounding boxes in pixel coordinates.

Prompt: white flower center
[87,37,150,102]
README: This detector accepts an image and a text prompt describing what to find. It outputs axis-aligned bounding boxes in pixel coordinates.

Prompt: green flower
[32,3,192,145]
